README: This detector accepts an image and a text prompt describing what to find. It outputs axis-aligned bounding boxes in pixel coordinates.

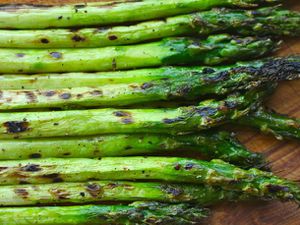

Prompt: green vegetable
[0,131,265,168]
[0,34,277,73]
[237,107,300,140]
[0,202,209,225]
[0,157,298,203]
[0,180,249,206]
[0,56,298,110]
[0,87,268,139]
[0,0,280,29]
[0,7,297,48]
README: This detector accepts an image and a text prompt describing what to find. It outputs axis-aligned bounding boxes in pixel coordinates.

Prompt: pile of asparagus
[0,0,300,224]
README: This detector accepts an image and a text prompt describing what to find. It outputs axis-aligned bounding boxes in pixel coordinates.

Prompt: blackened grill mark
[162,117,184,124]
[41,173,64,182]
[113,111,131,117]
[50,188,70,200]
[0,166,8,171]
[108,35,118,41]
[106,183,118,189]
[20,164,41,172]
[196,107,218,117]
[267,184,289,193]
[184,163,194,170]
[29,153,42,159]
[43,91,56,97]
[72,35,85,42]
[91,90,103,96]
[74,4,86,9]
[174,164,181,170]
[161,185,183,198]
[203,71,229,83]
[3,121,29,134]
[58,16,63,20]
[122,118,133,124]
[141,82,153,89]
[202,67,215,74]
[24,91,37,103]
[16,53,25,58]
[59,93,71,99]
[14,188,29,199]
[40,38,49,44]
[86,183,103,198]
[53,177,64,183]
[50,52,62,59]
[19,180,29,185]
[124,146,133,150]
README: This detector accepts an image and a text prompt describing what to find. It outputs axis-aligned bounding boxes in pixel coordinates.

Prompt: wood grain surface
[0,0,299,224]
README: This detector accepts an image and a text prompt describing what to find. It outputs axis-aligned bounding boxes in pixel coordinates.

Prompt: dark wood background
[0,0,299,224]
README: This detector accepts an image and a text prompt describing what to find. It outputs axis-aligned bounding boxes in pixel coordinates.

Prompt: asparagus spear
[0,180,249,206]
[0,55,297,91]
[0,157,298,203]
[0,87,268,139]
[0,131,265,168]
[0,7,297,48]
[0,56,298,110]
[0,0,280,29]
[0,202,209,225]
[0,34,278,74]
[237,107,300,140]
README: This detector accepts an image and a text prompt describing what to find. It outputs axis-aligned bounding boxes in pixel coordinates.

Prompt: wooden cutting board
[0,0,299,224]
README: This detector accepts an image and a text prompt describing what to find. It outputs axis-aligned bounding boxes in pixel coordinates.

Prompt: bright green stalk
[0,131,265,168]
[0,0,280,29]
[0,56,297,91]
[0,202,209,225]
[237,107,300,140]
[0,157,298,203]
[0,180,249,206]
[0,87,268,139]
[0,7,297,48]
[0,56,298,110]
[0,34,277,73]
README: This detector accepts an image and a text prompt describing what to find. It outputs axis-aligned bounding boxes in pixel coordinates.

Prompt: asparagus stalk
[0,87,268,139]
[0,56,298,110]
[0,7,297,48]
[0,202,209,225]
[237,107,300,140]
[0,180,249,206]
[0,157,298,203]
[0,34,278,74]
[0,56,297,91]
[0,0,280,29]
[0,131,265,168]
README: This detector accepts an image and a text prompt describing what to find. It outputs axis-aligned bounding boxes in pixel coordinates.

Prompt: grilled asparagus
[0,7,297,48]
[0,34,277,73]
[0,157,298,203]
[0,0,280,29]
[0,202,209,225]
[0,87,268,138]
